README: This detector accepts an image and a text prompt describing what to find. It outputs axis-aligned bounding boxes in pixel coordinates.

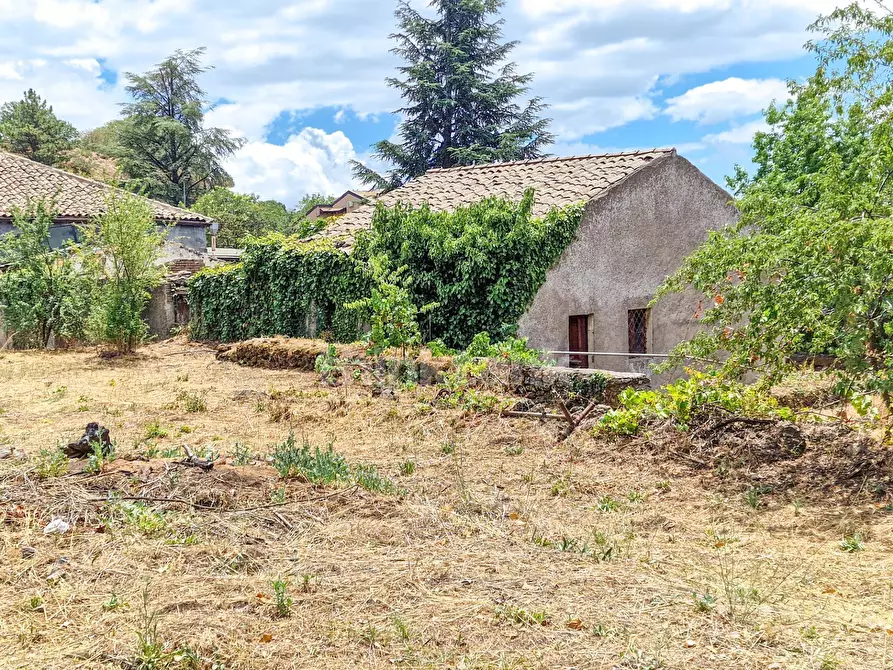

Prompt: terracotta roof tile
[0,150,212,224]
[319,149,675,246]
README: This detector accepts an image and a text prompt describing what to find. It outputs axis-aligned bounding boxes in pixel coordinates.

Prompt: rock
[63,423,112,458]
[43,518,70,535]
[20,546,35,559]
[0,447,12,459]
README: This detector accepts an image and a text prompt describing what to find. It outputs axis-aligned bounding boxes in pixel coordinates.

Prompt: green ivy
[189,191,585,347]
[189,235,371,342]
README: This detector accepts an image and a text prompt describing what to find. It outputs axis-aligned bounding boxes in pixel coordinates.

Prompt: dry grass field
[1,340,891,669]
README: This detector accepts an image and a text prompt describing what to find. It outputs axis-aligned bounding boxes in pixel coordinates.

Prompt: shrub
[596,370,791,437]
[35,448,68,478]
[84,193,165,353]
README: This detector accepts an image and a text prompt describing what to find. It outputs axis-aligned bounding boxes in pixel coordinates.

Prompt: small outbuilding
[322,149,738,380]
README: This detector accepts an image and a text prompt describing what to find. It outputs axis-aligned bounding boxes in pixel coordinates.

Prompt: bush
[0,199,93,347]
[597,371,791,436]
[84,193,165,353]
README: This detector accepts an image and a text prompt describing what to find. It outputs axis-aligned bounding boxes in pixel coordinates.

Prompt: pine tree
[0,90,78,165]
[352,0,553,190]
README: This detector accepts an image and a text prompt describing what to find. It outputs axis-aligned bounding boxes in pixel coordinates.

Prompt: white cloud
[223,127,359,206]
[0,0,858,199]
[665,77,789,124]
[704,119,770,145]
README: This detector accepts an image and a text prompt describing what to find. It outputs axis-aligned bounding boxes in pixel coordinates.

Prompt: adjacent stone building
[0,150,215,344]
[322,149,738,379]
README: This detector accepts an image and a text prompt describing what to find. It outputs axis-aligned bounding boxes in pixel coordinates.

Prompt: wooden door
[568,315,589,368]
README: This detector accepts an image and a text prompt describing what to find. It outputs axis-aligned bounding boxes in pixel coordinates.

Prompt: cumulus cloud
[703,119,770,145]
[223,127,359,206]
[0,0,853,199]
[665,78,790,124]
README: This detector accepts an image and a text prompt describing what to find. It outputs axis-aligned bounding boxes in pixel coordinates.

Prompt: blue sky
[0,0,846,207]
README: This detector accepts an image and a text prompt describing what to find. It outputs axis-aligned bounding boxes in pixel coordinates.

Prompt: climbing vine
[189,190,585,347]
[189,235,370,342]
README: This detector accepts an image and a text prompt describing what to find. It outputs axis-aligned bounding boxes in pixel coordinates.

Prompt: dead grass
[1,340,892,669]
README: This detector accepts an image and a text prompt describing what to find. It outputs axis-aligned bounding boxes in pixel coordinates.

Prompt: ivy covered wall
[189,190,585,347]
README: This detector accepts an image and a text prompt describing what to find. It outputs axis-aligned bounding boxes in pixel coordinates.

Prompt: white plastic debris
[42,518,70,535]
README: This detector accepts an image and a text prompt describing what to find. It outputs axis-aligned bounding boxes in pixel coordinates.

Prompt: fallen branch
[86,485,360,513]
[500,410,565,420]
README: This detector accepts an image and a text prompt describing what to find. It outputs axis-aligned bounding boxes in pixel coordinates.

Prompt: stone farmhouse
[323,149,738,378]
[0,151,216,344]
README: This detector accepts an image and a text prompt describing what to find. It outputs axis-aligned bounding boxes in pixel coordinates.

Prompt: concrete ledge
[486,363,650,405]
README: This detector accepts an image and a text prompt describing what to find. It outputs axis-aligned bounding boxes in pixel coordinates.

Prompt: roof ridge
[425,148,676,174]
[0,149,211,222]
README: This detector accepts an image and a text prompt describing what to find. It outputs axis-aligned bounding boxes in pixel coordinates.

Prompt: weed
[179,425,192,434]
[26,595,45,612]
[558,535,579,552]
[656,480,671,491]
[393,615,411,641]
[626,490,644,503]
[354,464,401,495]
[801,626,818,640]
[111,501,166,536]
[591,624,612,638]
[76,395,90,412]
[268,399,293,423]
[194,445,219,463]
[254,400,267,414]
[551,475,571,497]
[85,440,115,474]
[597,495,620,512]
[143,421,168,441]
[504,444,524,456]
[820,655,840,670]
[272,433,349,483]
[103,593,127,611]
[271,579,292,617]
[495,604,550,626]
[692,591,718,613]
[399,460,416,476]
[233,441,253,466]
[35,448,68,478]
[617,648,663,669]
[269,487,287,504]
[532,532,552,548]
[706,528,740,549]
[359,623,385,648]
[840,534,865,553]
[133,589,169,670]
[440,440,456,455]
[744,485,772,509]
[177,391,207,413]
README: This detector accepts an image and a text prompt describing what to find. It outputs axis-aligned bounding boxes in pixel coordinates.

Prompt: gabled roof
[320,149,676,243]
[0,150,212,225]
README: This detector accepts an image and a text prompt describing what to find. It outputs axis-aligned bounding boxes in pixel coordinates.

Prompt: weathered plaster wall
[166,224,206,252]
[517,155,738,382]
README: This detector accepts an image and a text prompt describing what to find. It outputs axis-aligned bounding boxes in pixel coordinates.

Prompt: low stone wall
[484,363,650,405]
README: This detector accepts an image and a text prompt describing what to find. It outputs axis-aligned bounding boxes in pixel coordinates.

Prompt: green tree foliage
[656,3,893,406]
[84,194,165,353]
[0,89,78,165]
[192,188,293,247]
[346,261,438,356]
[0,200,92,347]
[118,48,245,207]
[352,0,553,190]
[358,190,584,348]
[189,191,584,348]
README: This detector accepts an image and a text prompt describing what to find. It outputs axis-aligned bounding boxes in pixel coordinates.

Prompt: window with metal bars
[628,309,649,354]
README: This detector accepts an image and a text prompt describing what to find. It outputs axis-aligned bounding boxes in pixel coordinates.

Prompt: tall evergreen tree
[118,48,245,207]
[0,90,78,166]
[352,0,553,190]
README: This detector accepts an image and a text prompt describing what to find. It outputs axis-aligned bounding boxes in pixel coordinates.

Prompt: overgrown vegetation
[0,200,92,348]
[271,433,399,495]
[83,194,165,353]
[597,371,791,437]
[656,4,893,412]
[190,191,584,350]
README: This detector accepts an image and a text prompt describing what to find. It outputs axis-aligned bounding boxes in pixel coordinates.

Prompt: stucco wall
[166,224,207,252]
[517,154,738,382]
